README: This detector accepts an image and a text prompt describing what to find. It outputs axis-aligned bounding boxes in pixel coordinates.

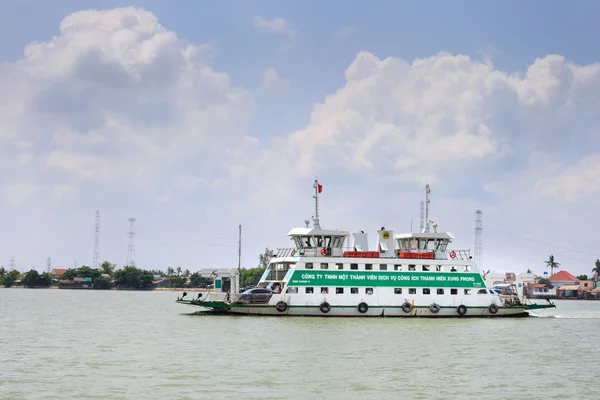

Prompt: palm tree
[592,259,600,282]
[545,255,560,277]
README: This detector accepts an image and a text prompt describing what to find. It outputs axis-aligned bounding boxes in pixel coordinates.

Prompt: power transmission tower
[46,257,52,274]
[126,218,137,267]
[93,211,101,269]
[238,224,242,272]
[9,257,15,271]
[419,201,425,232]
[475,210,483,271]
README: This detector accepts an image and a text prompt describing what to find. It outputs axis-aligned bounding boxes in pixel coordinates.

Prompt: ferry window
[408,265,416,271]
[422,265,430,272]
[324,236,332,247]
[286,287,298,293]
[351,263,358,270]
[321,287,328,294]
[294,237,303,248]
[365,263,373,270]
[316,236,324,247]
[450,266,457,272]
[409,288,416,294]
[336,263,344,270]
[478,289,487,294]
[305,263,313,269]
[464,289,471,295]
[440,240,449,252]
[366,288,373,295]
[304,236,312,248]
[379,264,387,270]
[435,265,442,271]
[332,237,341,247]
[320,263,328,270]
[450,289,458,295]
[427,239,436,250]
[423,288,431,294]
[351,287,359,294]
[336,287,344,294]
[394,288,402,294]
[305,287,314,294]
[419,239,426,250]
[394,264,402,271]
[437,289,444,295]
[464,266,471,272]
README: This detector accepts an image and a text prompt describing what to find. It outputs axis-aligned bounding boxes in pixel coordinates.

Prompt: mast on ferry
[422,184,431,233]
[312,179,323,229]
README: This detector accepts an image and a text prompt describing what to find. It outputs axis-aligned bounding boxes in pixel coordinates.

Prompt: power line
[46,257,52,274]
[486,226,600,259]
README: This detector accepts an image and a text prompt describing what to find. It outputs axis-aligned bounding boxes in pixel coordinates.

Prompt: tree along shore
[0,248,274,290]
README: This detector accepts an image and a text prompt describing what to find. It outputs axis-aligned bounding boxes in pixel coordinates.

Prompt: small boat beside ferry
[176,182,555,317]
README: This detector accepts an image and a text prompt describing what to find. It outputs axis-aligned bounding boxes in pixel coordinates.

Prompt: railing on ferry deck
[275,247,473,260]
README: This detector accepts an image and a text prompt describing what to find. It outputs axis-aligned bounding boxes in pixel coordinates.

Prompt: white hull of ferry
[221,305,528,317]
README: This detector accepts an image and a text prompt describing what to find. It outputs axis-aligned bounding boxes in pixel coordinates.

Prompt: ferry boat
[176,181,555,317]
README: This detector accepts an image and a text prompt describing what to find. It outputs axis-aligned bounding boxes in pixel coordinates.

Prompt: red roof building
[50,268,68,276]
[549,271,579,282]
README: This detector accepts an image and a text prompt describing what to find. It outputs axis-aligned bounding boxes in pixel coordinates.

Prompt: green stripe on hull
[179,301,525,312]
[288,270,486,288]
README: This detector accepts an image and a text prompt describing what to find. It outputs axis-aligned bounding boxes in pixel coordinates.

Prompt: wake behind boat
[176,182,556,317]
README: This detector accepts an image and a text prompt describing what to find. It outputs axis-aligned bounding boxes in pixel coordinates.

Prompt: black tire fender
[276,301,288,312]
[357,302,369,313]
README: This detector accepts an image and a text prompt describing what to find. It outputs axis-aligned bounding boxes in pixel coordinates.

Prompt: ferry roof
[287,227,349,236]
[395,232,455,240]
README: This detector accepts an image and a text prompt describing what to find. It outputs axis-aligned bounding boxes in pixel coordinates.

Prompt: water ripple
[1,290,600,399]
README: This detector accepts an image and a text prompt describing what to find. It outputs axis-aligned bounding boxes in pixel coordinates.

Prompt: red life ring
[320,247,328,256]
[449,250,457,259]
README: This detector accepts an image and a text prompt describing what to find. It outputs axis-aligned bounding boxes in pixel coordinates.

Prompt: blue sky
[1,0,600,277]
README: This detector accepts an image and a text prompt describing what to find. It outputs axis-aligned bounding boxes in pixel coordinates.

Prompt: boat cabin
[394,232,454,260]
[287,226,349,257]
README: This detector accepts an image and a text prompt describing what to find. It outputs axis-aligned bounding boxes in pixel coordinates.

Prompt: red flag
[318,184,323,193]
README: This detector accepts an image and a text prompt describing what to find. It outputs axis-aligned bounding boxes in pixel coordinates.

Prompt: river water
[1,289,598,399]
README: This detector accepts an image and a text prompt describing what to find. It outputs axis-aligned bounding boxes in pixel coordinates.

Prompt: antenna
[475,210,483,271]
[46,257,52,274]
[423,185,431,233]
[127,217,137,267]
[9,257,15,271]
[419,201,424,232]
[238,224,242,272]
[93,211,100,269]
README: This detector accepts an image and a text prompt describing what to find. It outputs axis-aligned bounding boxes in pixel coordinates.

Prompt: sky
[1,0,600,277]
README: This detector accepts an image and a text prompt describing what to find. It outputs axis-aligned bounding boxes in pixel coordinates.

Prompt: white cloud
[534,155,600,202]
[3,182,37,205]
[0,6,254,196]
[53,184,78,200]
[253,16,295,36]
[335,26,356,39]
[260,67,290,94]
